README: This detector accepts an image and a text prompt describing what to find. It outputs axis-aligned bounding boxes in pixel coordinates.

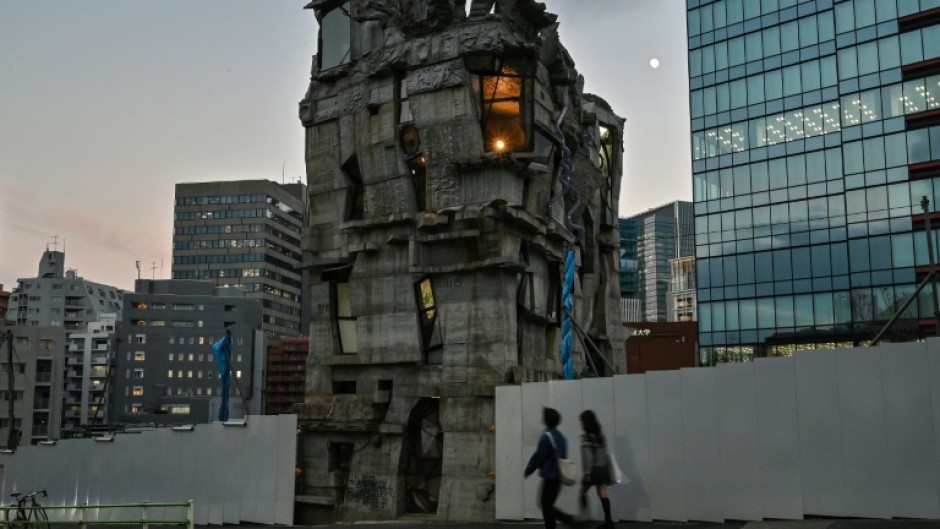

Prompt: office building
[0,324,66,446]
[688,0,940,362]
[8,250,123,330]
[619,201,694,322]
[112,279,264,425]
[172,180,306,340]
[264,336,308,415]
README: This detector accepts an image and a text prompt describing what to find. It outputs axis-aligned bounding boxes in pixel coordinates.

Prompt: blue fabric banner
[212,334,232,421]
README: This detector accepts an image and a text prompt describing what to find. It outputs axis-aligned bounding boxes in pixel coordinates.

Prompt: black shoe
[596,523,614,529]
[556,511,577,528]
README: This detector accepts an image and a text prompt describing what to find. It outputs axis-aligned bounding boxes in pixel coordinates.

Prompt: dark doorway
[400,397,443,513]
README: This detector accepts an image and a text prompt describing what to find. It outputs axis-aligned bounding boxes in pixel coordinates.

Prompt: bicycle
[8,490,49,529]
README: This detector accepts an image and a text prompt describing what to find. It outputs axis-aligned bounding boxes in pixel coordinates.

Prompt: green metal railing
[0,501,194,529]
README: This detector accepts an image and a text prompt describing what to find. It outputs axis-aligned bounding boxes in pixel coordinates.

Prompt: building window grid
[689,1,940,360]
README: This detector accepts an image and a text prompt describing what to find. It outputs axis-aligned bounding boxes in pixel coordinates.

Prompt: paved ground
[284,519,940,529]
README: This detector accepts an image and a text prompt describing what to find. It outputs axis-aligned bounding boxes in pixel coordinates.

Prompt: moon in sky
[649,58,660,69]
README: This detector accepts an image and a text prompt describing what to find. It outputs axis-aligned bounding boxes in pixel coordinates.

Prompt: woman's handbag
[545,432,579,486]
[608,449,628,485]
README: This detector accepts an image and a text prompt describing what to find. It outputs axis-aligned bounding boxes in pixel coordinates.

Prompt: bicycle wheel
[11,507,28,529]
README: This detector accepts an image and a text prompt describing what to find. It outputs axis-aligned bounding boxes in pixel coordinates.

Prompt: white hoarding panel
[754,357,802,519]
[611,374,651,522]
[495,385,524,520]
[795,350,846,516]
[837,348,890,518]
[882,343,940,518]
[680,368,723,523]
[717,363,762,521]
[645,370,687,522]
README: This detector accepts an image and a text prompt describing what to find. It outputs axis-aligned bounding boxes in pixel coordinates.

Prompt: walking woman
[578,410,614,529]
[524,407,575,529]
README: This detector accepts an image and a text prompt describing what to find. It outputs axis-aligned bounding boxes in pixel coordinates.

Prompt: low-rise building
[0,284,11,321]
[0,324,65,446]
[63,315,117,430]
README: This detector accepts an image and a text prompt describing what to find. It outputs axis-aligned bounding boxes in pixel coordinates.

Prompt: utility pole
[5,330,17,450]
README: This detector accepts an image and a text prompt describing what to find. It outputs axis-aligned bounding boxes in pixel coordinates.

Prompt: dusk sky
[0,0,690,292]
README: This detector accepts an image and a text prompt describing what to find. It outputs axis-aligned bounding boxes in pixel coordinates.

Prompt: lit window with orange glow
[470,57,531,153]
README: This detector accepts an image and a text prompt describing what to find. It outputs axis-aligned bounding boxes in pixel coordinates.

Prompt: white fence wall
[496,339,940,522]
[0,415,296,526]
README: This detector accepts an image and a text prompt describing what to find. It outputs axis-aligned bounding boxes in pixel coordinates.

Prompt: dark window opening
[342,155,364,220]
[332,380,357,394]
[415,278,443,364]
[409,156,429,211]
[547,262,561,323]
[378,379,393,391]
[597,124,617,225]
[319,2,351,70]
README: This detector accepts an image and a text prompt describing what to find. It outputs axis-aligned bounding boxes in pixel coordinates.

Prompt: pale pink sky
[0,0,690,292]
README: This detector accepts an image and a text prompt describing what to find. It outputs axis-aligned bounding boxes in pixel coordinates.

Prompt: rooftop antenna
[136,261,141,280]
[151,261,158,280]
[160,259,164,279]
[281,161,286,184]
[50,235,60,252]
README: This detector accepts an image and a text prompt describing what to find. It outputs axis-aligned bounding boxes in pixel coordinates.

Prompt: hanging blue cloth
[560,250,575,380]
[212,333,232,421]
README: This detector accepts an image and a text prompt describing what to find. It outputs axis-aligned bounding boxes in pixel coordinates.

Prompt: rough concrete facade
[297,0,625,522]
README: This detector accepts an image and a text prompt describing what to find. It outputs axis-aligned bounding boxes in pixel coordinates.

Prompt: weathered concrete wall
[298,0,625,522]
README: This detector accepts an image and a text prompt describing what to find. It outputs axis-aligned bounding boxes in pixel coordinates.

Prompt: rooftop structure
[8,250,123,331]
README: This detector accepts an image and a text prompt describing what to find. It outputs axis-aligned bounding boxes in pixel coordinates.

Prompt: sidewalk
[285,519,940,529]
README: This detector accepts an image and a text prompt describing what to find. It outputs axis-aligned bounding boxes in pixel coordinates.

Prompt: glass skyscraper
[688,0,940,363]
[619,202,694,322]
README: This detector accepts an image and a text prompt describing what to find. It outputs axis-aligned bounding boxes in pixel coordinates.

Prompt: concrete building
[0,324,66,446]
[296,0,625,522]
[0,284,11,321]
[264,336,308,415]
[668,256,697,322]
[688,0,940,362]
[63,315,117,431]
[111,279,264,425]
[619,201,694,322]
[172,180,306,340]
[8,250,123,331]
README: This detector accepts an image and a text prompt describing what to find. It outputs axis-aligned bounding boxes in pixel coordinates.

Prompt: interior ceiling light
[495,139,506,151]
